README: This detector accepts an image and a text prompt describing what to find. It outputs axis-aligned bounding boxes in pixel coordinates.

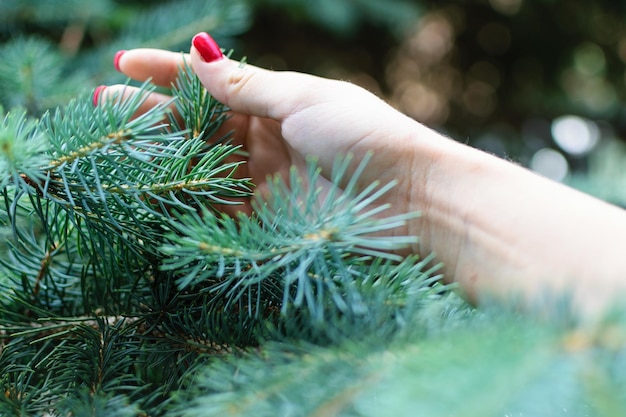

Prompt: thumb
[190,32,347,122]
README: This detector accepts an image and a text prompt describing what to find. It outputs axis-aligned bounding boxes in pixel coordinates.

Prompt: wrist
[402,121,525,290]
[400,122,471,263]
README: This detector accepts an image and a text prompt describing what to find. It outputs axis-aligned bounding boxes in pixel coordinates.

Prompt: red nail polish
[113,50,126,72]
[192,32,224,63]
[93,86,106,106]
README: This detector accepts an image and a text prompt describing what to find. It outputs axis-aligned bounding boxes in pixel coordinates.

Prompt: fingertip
[114,48,189,87]
[191,32,224,63]
[93,85,107,106]
[113,50,126,72]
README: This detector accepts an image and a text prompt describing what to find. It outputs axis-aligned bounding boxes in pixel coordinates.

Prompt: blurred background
[1,0,625,206]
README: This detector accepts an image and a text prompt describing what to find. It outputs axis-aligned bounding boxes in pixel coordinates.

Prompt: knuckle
[225,68,254,101]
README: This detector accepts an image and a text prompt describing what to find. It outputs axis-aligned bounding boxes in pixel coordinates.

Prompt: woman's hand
[101,33,424,227]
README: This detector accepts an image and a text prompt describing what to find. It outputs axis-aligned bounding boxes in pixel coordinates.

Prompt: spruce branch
[0,107,49,190]
[169,58,231,143]
[0,187,98,316]
[161,154,422,325]
[0,62,254,320]
[39,79,251,217]
[0,312,147,415]
[167,312,626,417]
[0,37,85,114]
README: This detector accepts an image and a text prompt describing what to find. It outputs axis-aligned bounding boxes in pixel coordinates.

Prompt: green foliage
[168,312,626,417]
[0,38,86,113]
[0,59,449,414]
[0,108,48,188]
[0,1,625,416]
[162,156,420,315]
[0,0,252,114]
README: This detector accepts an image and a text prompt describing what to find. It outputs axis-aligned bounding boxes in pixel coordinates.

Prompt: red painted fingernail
[192,32,224,63]
[113,50,126,72]
[93,86,106,106]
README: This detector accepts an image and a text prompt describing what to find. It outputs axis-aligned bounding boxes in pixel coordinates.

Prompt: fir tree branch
[161,155,422,325]
[0,108,49,190]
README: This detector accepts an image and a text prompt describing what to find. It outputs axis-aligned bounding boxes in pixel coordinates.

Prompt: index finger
[116,48,189,87]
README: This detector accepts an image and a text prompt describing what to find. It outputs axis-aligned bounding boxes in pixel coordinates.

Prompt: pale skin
[102,37,626,322]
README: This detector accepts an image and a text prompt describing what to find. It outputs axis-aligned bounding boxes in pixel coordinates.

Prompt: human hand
[100,33,426,237]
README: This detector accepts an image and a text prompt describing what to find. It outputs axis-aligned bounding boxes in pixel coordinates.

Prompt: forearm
[408,123,626,319]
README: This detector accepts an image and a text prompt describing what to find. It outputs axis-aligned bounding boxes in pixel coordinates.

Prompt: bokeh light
[551,115,600,156]
[530,148,569,182]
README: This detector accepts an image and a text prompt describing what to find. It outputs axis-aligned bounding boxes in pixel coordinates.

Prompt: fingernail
[93,86,106,106]
[113,50,126,72]
[192,32,224,63]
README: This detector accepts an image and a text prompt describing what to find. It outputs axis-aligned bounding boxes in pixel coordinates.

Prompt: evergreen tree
[0,1,625,416]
